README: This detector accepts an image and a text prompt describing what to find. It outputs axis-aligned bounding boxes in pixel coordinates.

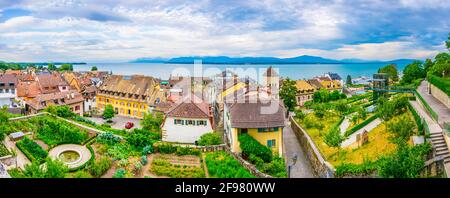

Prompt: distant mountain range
[130,55,418,65]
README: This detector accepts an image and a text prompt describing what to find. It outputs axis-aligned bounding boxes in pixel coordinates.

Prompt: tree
[313,88,330,103]
[377,143,431,178]
[429,53,450,77]
[388,114,415,144]
[329,90,341,101]
[376,97,395,132]
[47,63,57,71]
[324,126,344,158]
[91,66,98,71]
[346,75,352,85]
[423,58,433,73]
[140,111,163,132]
[279,78,297,111]
[102,104,115,120]
[378,64,399,82]
[401,61,425,84]
[59,64,73,71]
[446,32,450,51]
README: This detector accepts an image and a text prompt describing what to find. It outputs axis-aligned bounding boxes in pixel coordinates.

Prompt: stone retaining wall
[289,116,335,178]
[421,156,447,178]
[0,155,16,167]
[430,83,450,109]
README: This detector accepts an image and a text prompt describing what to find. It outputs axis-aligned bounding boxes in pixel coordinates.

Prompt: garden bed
[149,154,205,178]
[205,151,255,178]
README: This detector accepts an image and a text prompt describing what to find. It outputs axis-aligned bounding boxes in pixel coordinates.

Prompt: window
[174,119,184,125]
[75,106,80,111]
[258,127,279,132]
[267,139,276,147]
[196,120,207,126]
[186,120,194,125]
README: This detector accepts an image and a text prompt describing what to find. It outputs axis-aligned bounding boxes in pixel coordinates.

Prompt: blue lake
[74,62,406,80]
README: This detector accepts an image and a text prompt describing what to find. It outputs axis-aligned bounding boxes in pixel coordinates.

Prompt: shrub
[113,169,126,178]
[258,157,287,178]
[238,134,272,163]
[72,171,93,178]
[97,132,121,145]
[141,155,148,165]
[142,145,154,155]
[155,143,177,154]
[89,156,112,177]
[205,151,254,178]
[126,129,159,150]
[0,143,11,157]
[197,132,222,146]
[16,137,48,163]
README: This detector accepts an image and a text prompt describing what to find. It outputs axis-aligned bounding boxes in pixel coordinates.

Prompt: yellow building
[96,75,165,118]
[224,99,285,156]
[295,80,316,106]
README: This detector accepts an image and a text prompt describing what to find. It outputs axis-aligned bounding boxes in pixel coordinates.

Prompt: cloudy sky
[0,0,449,62]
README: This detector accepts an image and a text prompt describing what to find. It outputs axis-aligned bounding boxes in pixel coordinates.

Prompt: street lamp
[287,153,298,178]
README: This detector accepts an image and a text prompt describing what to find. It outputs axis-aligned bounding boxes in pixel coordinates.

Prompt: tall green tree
[140,112,163,132]
[324,126,344,158]
[446,33,450,51]
[59,64,73,71]
[378,64,399,82]
[91,66,98,71]
[102,104,115,120]
[423,58,433,73]
[313,88,330,103]
[346,75,352,85]
[388,114,415,144]
[279,78,297,111]
[429,53,450,77]
[47,63,57,71]
[401,61,425,84]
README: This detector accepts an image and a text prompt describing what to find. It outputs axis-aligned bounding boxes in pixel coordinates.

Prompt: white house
[0,74,19,108]
[161,96,214,144]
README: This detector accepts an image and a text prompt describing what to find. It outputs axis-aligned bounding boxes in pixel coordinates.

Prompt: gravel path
[341,118,382,147]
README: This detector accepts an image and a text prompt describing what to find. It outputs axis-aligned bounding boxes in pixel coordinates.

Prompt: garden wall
[224,146,273,178]
[421,156,447,178]
[0,155,16,167]
[289,116,335,178]
[430,83,450,109]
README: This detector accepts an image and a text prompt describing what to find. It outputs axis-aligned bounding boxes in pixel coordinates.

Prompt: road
[283,118,314,178]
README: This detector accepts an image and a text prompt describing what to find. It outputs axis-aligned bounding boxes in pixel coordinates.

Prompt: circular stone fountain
[48,144,91,169]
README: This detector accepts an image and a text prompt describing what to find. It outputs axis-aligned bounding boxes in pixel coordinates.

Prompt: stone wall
[0,155,16,167]
[289,116,335,178]
[421,156,447,178]
[224,146,273,178]
[430,83,450,109]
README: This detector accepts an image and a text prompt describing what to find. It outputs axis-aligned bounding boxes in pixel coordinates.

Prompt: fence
[289,116,335,178]
[415,90,439,122]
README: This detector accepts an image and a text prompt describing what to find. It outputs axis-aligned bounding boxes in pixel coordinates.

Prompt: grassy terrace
[295,93,419,168]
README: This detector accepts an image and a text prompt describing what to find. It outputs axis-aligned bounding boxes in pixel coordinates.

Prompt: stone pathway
[417,81,450,127]
[283,117,314,178]
[341,118,382,147]
[339,117,350,136]
[409,100,450,177]
[3,137,30,170]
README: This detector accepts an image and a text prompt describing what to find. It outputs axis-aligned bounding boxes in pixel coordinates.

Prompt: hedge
[153,143,201,156]
[407,103,424,134]
[238,134,272,163]
[345,114,379,137]
[16,137,48,163]
[335,161,378,178]
[427,74,450,97]
[415,90,439,122]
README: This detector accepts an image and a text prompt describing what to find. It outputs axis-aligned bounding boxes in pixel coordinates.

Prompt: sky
[0,0,449,62]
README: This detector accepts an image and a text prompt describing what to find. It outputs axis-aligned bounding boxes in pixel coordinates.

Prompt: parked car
[125,122,134,129]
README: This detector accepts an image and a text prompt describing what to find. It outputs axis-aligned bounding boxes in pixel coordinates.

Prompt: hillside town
[0,51,449,179]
